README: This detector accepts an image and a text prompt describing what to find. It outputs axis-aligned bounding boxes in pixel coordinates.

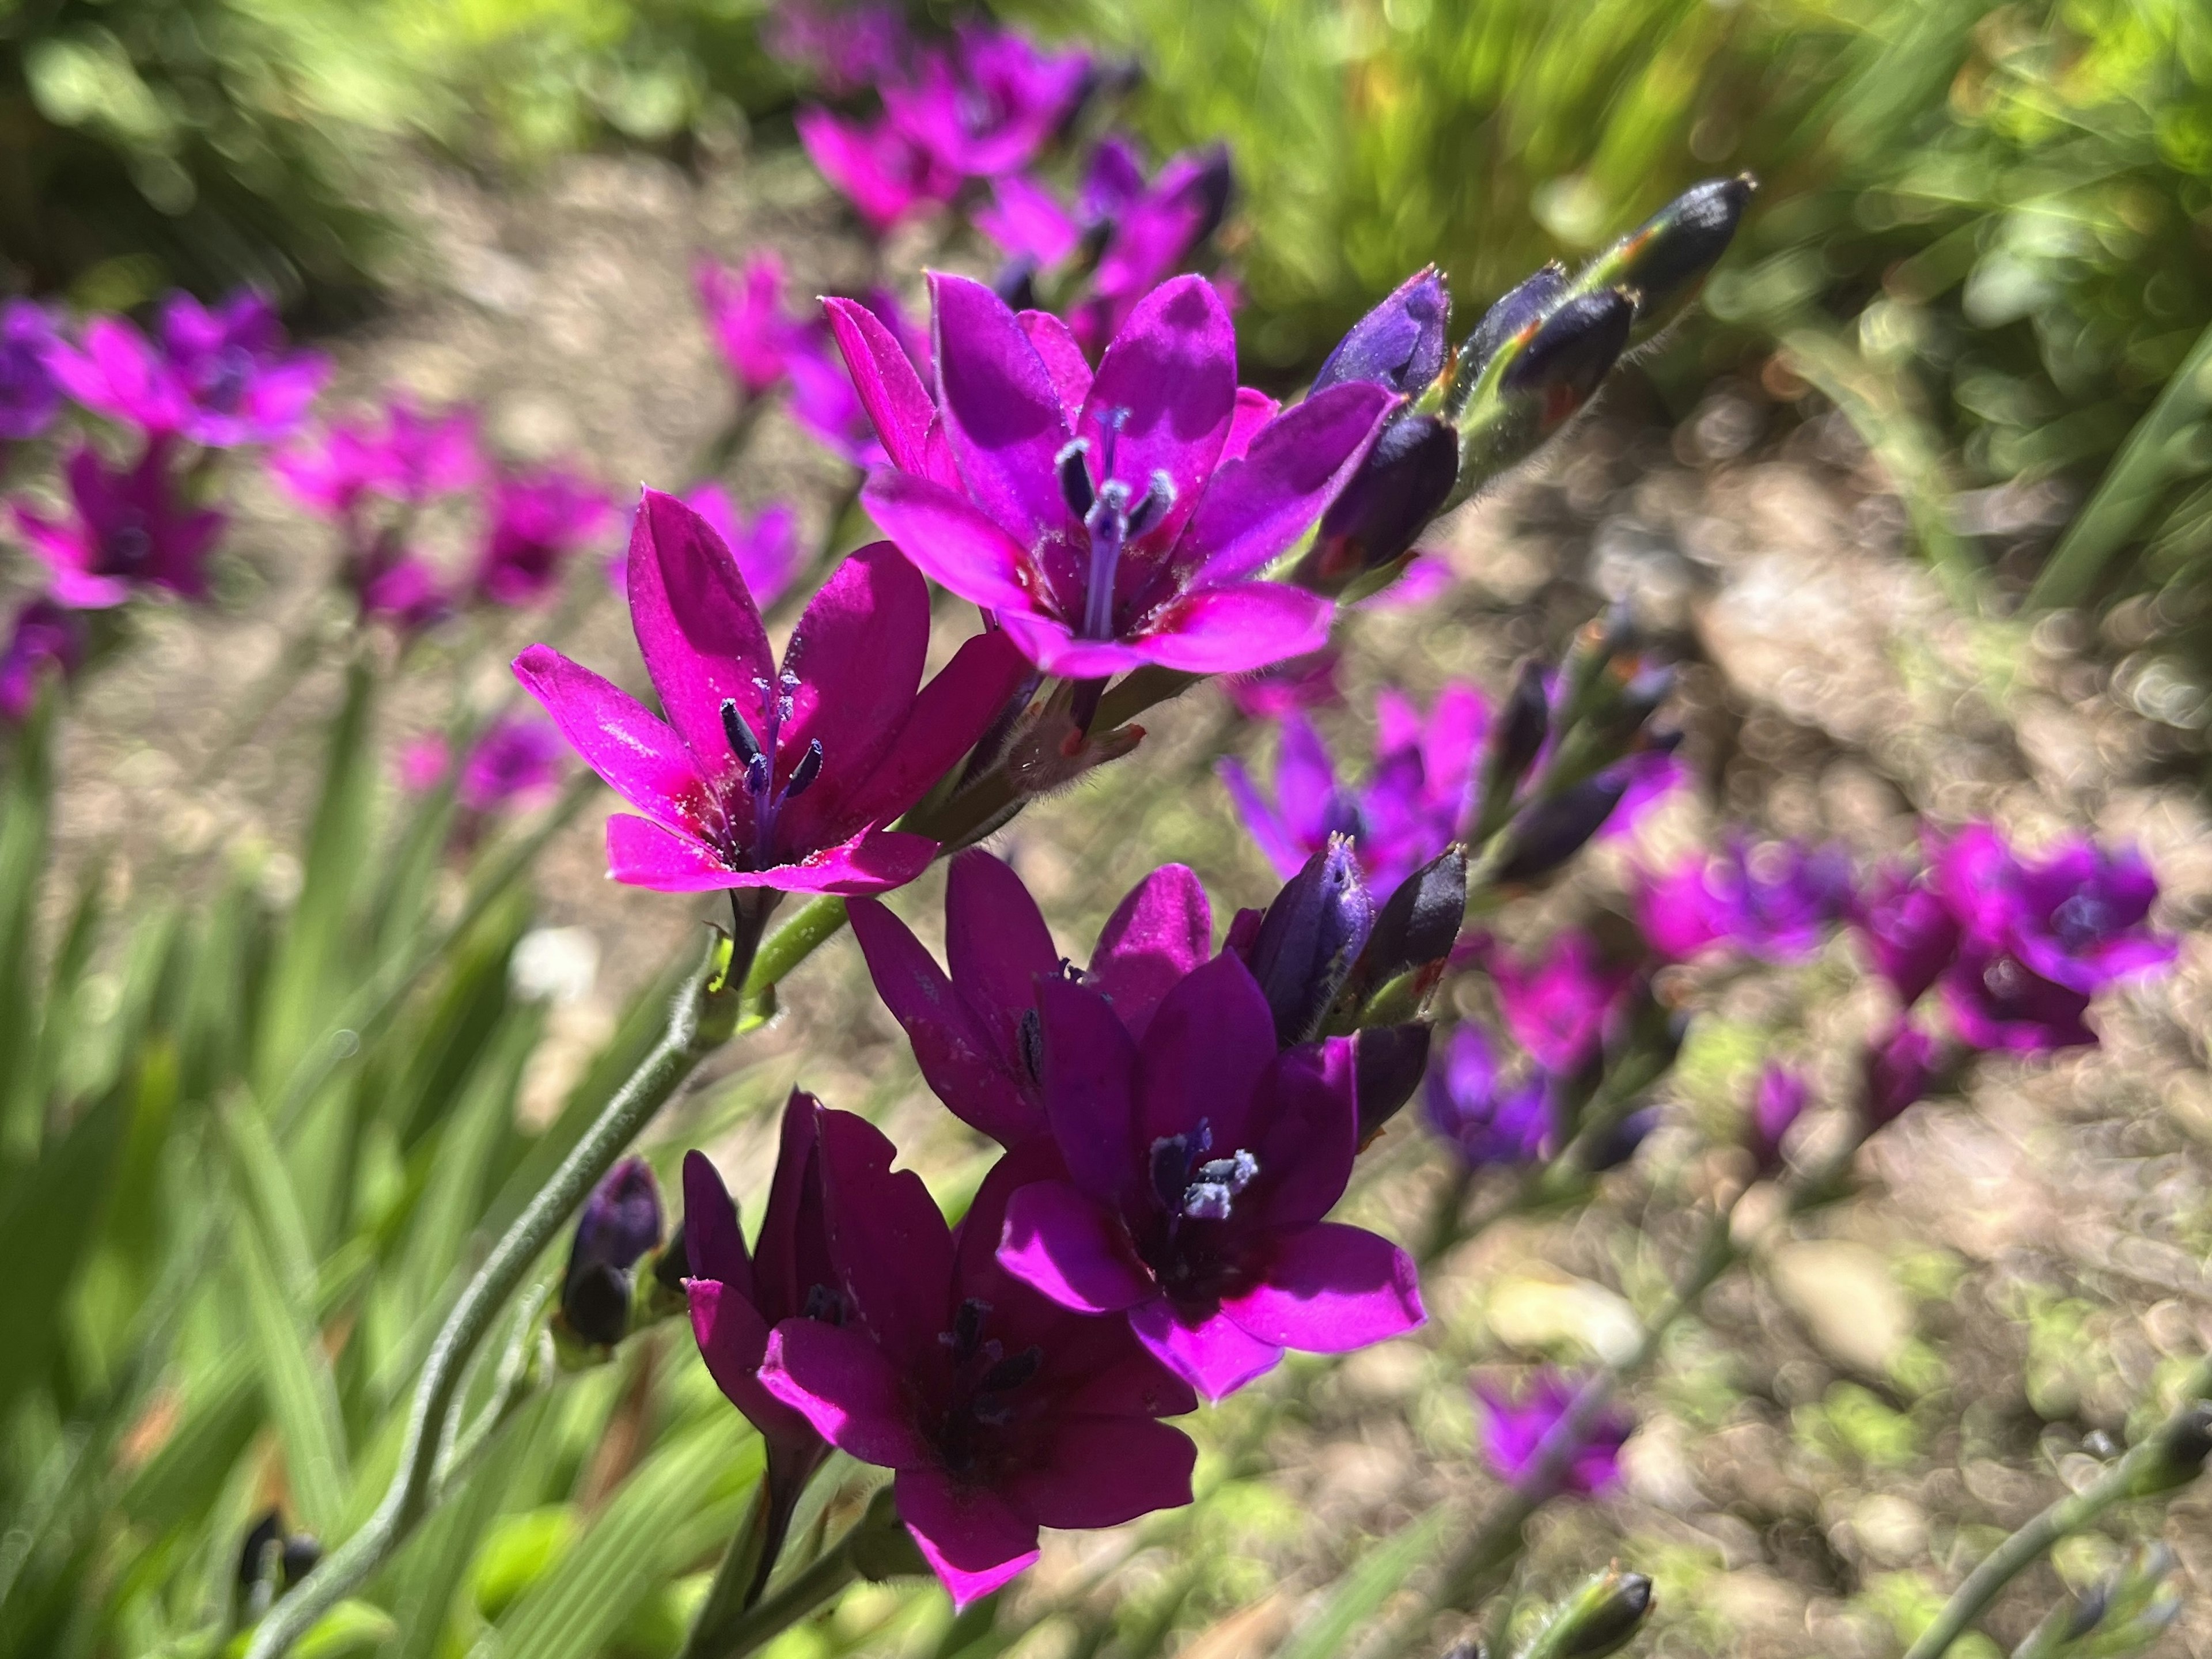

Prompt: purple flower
[861,274,1392,679]
[1070,147,1234,360]
[796,107,959,233]
[0,598,83,721]
[852,851,1211,1147]
[675,484,804,612]
[472,467,615,607]
[975,175,1081,269]
[757,1118,1198,1609]
[1940,945,2096,1052]
[47,291,326,446]
[1474,1370,1630,1496]
[883,25,1089,180]
[359,556,450,634]
[1078,134,1149,226]
[560,1156,662,1346]
[273,397,480,518]
[1223,648,1342,721]
[1936,823,2175,994]
[9,441,224,606]
[763,0,909,95]
[1485,929,1634,1074]
[1637,837,1855,963]
[515,490,1027,896]
[1852,862,1960,1007]
[0,300,62,441]
[1865,1022,1941,1125]
[1747,1063,1808,1172]
[1423,1026,1551,1169]
[1219,683,1488,896]
[697,253,796,397]
[459,714,565,813]
[995,952,1425,1400]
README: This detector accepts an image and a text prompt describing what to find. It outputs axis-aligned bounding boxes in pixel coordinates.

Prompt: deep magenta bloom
[758,1115,1198,1609]
[697,253,796,396]
[459,714,564,813]
[274,397,480,518]
[0,598,82,720]
[46,291,325,446]
[796,107,959,232]
[884,24,1089,180]
[763,0,908,94]
[975,175,1081,269]
[850,851,1211,1148]
[1936,823,2174,995]
[1422,1026,1551,1169]
[1853,862,1961,1007]
[1224,649,1342,721]
[1070,147,1234,359]
[995,952,1424,1400]
[516,490,1026,895]
[472,467,615,606]
[1748,1063,1808,1171]
[561,1156,662,1346]
[0,300,62,440]
[1940,945,2096,1052]
[10,441,224,607]
[609,484,806,614]
[1865,1022,1941,1125]
[1219,683,1487,896]
[1638,837,1854,963]
[1486,929,1634,1074]
[1474,1371,1630,1496]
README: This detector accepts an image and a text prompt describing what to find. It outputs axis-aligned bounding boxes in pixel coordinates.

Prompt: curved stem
[1901,1354,2212,1659]
[694,1502,878,1659]
[244,923,758,1659]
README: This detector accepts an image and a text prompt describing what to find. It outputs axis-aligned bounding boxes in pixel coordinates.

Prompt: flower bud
[1314,266,1452,397]
[1354,1021,1431,1145]
[1499,289,1635,428]
[236,1510,321,1619]
[1484,659,1551,797]
[1747,1063,1808,1173]
[1532,1567,1654,1659]
[1304,413,1460,586]
[1457,264,1569,389]
[1249,836,1376,1045]
[1864,1022,1940,1128]
[2131,1401,2212,1497]
[559,1156,663,1348]
[1579,174,1755,343]
[1357,847,1469,994]
[1494,775,1628,885]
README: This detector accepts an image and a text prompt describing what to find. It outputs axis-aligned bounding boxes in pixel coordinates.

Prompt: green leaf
[293,1597,401,1659]
[231,1201,352,1536]
[1274,1505,1454,1659]
[0,1081,130,1428]
[0,692,56,1167]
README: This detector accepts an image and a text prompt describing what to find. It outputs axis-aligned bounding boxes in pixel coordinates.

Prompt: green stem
[694,1491,897,1659]
[1900,1354,2212,1659]
[244,925,757,1659]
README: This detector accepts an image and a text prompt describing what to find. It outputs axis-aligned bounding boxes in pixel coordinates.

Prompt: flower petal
[681,1150,752,1296]
[1078,275,1237,551]
[896,1467,1041,1612]
[816,1107,957,1368]
[625,488,774,793]
[512,643,703,831]
[1222,388,1280,463]
[604,813,740,891]
[1215,757,1306,880]
[946,848,1059,1046]
[1038,975,1142,1209]
[759,1317,930,1467]
[1135,582,1335,676]
[930,272,1077,547]
[1249,1039,1359,1228]
[1005,1417,1196,1530]
[1127,1298,1283,1401]
[998,1181,1153,1314]
[1018,309,1092,426]
[835,627,1032,831]
[1180,381,1395,585]
[825,296,938,476]
[1132,952,1277,1153]
[753,827,941,897]
[990,609,1154,677]
[1219,1223,1425,1352]
[1088,863,1213,1042]
[861,470,1036,613]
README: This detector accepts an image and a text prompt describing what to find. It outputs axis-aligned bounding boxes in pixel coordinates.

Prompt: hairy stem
[690,1487,907,1659]
[245,923,759,1659]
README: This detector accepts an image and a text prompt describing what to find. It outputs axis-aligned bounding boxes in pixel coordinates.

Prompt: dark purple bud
[1179,143,1236,248]
[2137,1403,2212,1495]
[1500,289,1634,415]
[1864,1024,1940,1127]
[561,1156,663,1347]
[280,1535,321,1586]
[1462,264,1569,384]
[1361,847,1469,990]
[1308,413,1460,583]
[1549,1567,1656,1659]
[1603,174,1755,332]
[1353,1021,1431,1144]
[237,1512,282,1596]
[992,256,1041,312]
[1495,777,1629,885]
[1313,266,1452,397]
[1747,1063,1808,1172]
[1249,836,1377,1045]
[1485,658,1551,796]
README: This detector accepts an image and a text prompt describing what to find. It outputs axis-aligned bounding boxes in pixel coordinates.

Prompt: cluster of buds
[233,1510,322,1625]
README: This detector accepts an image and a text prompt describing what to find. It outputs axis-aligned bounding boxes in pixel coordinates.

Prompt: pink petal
[835,627,1031,831]
[945,849,1059,1051]
[1018,309,1092,426]
[1132,953,1277,1153]
[1135,582,1335,676]
[681,1150,751,1296]
[815,1107,958,1368]
[896,1467,1041,1611]
[825,296,938,476]
[929,272,1078,547]
[604,813,741,891]
[1077,275,1237,552]
[860,471,1036,613]
[759,1317,930,1467]
[998,1181,1154,1313]
[512,644,704,831]
[1219,1224,1425,1352]
[1088,863,1214,1041]
[1221,387,1280,463]
[1005,1418,1197,1531]
[1249,1039,1359,1228]
[1038,976,1141,1209]
[749,827,941,896]
[991,609,1154,678]
[1127,1298,1284,1402]
[1181,382,1395,585]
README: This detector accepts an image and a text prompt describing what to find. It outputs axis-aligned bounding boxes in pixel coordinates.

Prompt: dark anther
[1056,438,1095,519]
[1016,1006,1045,1086]
[946,1296,991,1362]
[978,1344,1044,1395]
[721,698,763,766]
[802,1282,844,1324]
[784,738,825,798]
[1123,469,1176,539]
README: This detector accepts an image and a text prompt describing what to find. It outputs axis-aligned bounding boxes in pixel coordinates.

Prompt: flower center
[719,670,823,869]
[1057,409,1175,642]
[934,1297,1047,1474]
[2051,889,2116,951]
[1149,1120,1260,1226]
[199,344,255,415]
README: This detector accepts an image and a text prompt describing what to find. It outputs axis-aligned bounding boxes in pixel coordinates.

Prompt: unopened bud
[1864,1023,1941,1128]
[1354,1022,1431,1145]
[992,257,1041,312]
[1576,175,1755,343]
[1457,264,1569,393]
[1500,290,1635,427]
[2133,1400,2212,1496]
[1747,1063,1809,1173]
[1490,660,1551,790]
[1494,776,1628,885]
[1249,836,1376,1046]
[1528,1567,1655,1659]
[559,1156,663,1348]
[1361,849,1469,990]
[1315,266,1452,397]
[1304,414,1460,587]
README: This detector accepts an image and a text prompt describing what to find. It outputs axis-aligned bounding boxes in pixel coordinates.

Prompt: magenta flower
[394,716,560,815]
[1070,147,1234,359]
[360,556,450,634]
[1474,1370,1630,1496]
[1853,862,1961,1007]
[515,490,1026,896]
[0,300,62,441]
[995,952,1424,1399]
[758,1118,1198,1609]
[1935,823,2174,995]
[975,175,1081,270]
[697,253,797,396]
[9,441,224,607]
[47,291,325,446]
[671,484,804,612]
[1422,1026,1551,1169]
[0,598,82,721]
[1940,945,2096,1052]
[1747,1063,1808,1172]
[472,467,615,607]
[1637,837,1854,963]
[862,273,1391,680]
[796,107,959,233]
[884,25,1089,180]
[1865,1022,1941,1126]
[763,0,909,95]
[850,851,1213,1147]
[1078,134,1149,226]
[1219,683,1487,896]
[274,397,480,520]
[1223,648,1342,721]
[1486,929,1634,1074]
